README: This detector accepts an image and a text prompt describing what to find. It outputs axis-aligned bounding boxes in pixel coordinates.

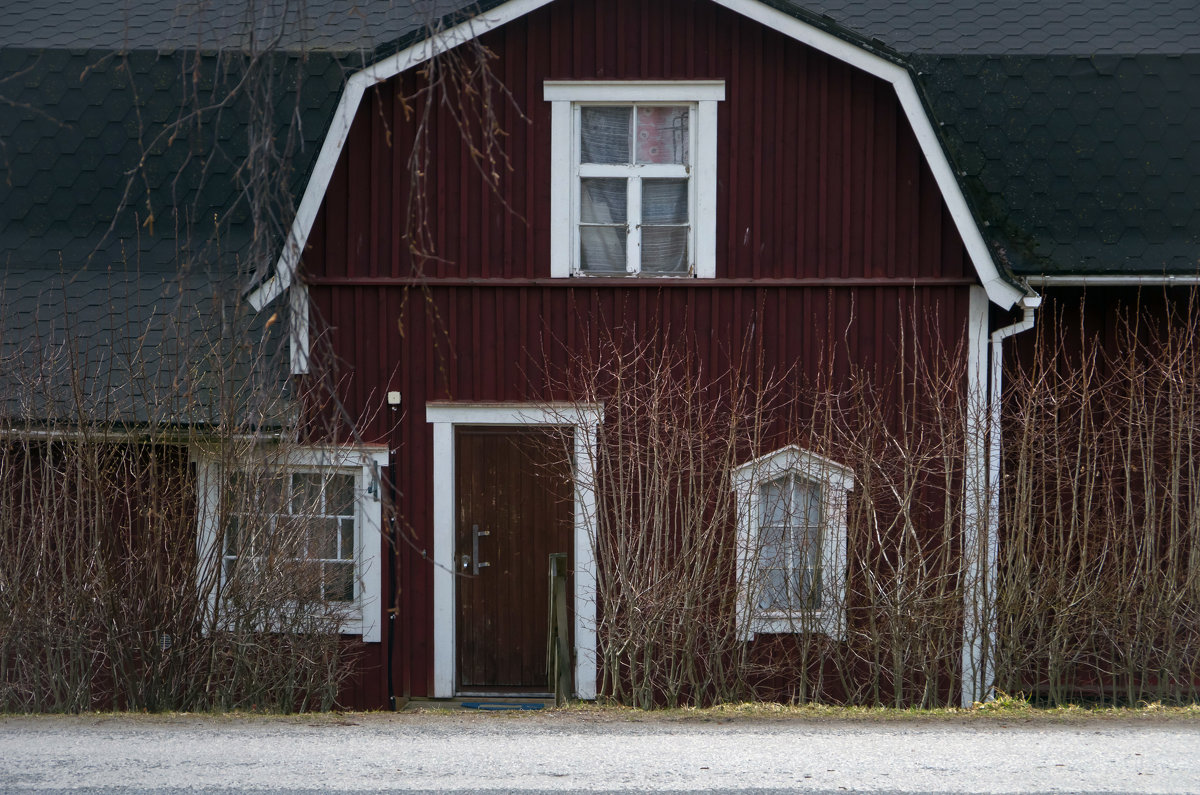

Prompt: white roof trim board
[1027,274,1200,286]
[250,0,1028,313]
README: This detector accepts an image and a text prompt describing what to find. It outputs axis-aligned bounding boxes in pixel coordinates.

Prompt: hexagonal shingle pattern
[915,52,1200,275]
[788,0,1200,55]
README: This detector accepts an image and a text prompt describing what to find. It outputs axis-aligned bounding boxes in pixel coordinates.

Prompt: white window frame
[732,445,854,640]
[194,446,389,643]
[545,81,724,279]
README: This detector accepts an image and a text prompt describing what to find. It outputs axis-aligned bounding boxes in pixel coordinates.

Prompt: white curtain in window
[580,178,627,273]
[759,476,822,609]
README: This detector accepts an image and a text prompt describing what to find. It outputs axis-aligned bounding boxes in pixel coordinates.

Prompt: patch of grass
[4,700,1198,724]
[550,697,1200,723]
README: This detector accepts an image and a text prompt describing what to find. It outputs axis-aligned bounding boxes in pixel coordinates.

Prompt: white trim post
[961,286,991,705]
[430,419,456,698]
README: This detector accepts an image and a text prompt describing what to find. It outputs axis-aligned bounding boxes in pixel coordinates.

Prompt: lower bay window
[194,446,388,642]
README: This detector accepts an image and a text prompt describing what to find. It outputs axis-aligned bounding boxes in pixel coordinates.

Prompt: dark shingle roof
[0,6,359,424]
[775,0,1200,277]
[0,264,287,427]
[914,53,1200,276]
[788,0,1200,55]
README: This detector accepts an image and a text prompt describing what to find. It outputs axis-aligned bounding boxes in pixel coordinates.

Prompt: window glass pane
[640,227,688,274]
[581,179,627,224]
[291,473,321,515]
[327,474,355,517]
[262,475,285,512]
[581,106,631,164]
[224,517,240,556]
[757,568,788,611]
[325,562,355,602]
[635,106,689,165]
[339,518,355,560]
[761,479,788,526]
[789,479,820,527]
[759,522,785,567]
[314,518,339,559]
[795,567,821,607]
[293,561,321,600]
[797,524,820,567]
[246,519,265,555]
[276,516,305,557]
[641,179,688,225]
[804,483,821,526]
[579,226,627,273]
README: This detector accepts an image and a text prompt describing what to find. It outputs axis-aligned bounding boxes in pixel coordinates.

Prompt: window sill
[567,271,705,279]
[745,611,843,641]
[205,603,379,642]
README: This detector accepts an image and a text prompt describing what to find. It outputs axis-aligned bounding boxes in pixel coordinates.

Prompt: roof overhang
[1025,274,1200,287]
[249,0,1030,313]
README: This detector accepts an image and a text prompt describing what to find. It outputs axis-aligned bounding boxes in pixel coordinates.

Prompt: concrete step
[399,696,553,712]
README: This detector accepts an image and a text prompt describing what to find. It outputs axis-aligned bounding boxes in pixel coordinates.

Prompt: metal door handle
[471,524,490,575]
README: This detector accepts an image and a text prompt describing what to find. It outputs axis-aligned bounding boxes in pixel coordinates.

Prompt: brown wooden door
[455,426,574,692]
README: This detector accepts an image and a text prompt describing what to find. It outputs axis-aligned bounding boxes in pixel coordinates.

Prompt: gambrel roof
[4,0,1197,283]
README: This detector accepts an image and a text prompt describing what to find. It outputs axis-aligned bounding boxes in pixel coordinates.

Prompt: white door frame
[425,402,602,699]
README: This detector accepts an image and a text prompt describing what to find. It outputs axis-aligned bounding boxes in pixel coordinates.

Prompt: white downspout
[963,294,1040,706]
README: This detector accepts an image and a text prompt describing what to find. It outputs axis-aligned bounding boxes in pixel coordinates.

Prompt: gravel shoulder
[2,710,1198,793]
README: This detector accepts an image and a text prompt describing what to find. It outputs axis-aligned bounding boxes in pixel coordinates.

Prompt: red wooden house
[4,0,1197,710]
[241,0,1036,707]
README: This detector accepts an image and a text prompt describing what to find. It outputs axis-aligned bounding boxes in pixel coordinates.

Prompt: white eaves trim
[1026,274,1200,286]
[251,0,1027,318]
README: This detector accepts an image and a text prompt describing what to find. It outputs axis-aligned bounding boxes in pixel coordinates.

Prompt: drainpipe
[964,294,1040,706]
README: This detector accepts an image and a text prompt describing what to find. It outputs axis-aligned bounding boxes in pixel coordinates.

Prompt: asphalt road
[1,712,1198,793]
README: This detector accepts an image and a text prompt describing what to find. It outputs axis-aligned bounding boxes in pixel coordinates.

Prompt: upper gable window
[545,81,724,278]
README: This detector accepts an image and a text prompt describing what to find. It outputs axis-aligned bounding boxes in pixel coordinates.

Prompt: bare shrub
[548,325,776,707]
[998,288,1200,705]
[550,307,972,708]
[0,3,516,713]
[0,276,364,712]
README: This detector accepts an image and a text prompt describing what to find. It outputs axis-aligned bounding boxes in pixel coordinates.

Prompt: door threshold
[456,691,554,698]
[401,696,554,712]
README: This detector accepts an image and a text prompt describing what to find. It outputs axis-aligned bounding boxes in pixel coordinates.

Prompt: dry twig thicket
[0,2,510,712]
[997,289,1200,705]
[550,311,972,708]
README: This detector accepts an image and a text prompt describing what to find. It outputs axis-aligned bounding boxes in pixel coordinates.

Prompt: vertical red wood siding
[303,0,980,704]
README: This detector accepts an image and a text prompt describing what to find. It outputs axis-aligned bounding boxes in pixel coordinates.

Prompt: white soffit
[251,0,1026,312]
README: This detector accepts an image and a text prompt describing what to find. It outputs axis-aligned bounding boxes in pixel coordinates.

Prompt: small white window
[732,446,854,640]
[194,447,388,642]
[545,81,723,278]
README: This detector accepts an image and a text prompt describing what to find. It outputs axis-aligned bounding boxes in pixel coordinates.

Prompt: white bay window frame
[194,446,388,643]
[545,81,724,278]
